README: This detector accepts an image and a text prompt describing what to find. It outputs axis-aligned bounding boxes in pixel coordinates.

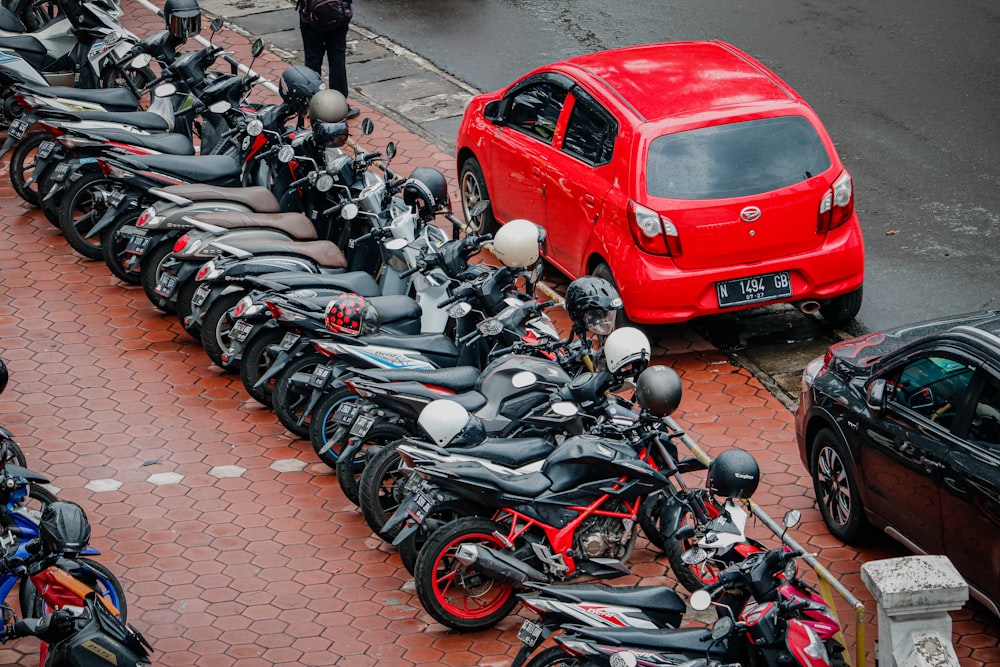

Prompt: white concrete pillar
[861,555,968,667]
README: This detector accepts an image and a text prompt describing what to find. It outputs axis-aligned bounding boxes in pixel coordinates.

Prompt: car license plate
[716,271,792,308]
[308,365,331,388]
[349,414,375,438]
[517,620,543,646]
[8,119,28,140]
[332,401,359,425]
[155,272,177,297]
[278,333,299,351]
[37,140,54,159]
[191,284,211,307]
[52,162,70,182]
[230,320,253,342]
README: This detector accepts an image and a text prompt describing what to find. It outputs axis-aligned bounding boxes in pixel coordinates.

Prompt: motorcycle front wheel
[523,646,581,667]
[413,516,518,632]
[663,504,721,593]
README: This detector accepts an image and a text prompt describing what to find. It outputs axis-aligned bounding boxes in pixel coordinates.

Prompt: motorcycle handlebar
[289,174,313,189]
[399,262,424,280]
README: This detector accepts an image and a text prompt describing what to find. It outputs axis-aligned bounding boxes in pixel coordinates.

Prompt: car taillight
[817,171,854,233]
[627,201,681,256]
[173,234,190,253]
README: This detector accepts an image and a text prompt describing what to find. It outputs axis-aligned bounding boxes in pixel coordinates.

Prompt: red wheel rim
[429,529,514,620]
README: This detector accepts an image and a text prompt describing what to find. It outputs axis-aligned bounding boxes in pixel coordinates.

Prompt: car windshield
[646,116,831,200]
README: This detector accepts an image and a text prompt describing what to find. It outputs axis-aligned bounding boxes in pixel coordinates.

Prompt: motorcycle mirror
[609,652,637,667]
[550,401,578,417]
[315,174,334,192]
[511,371,537,388]
[681,547,708,566]
[782,509,801,529]
[689,589,713,611]
[385,141,396,158]
[210,17,224,33]
[469,200,490,218]
[277,145,295,163]
[105,31,122,46]
[384,238,408,252]
[361,118,374,135]
[447,302,472,318]
[130,53,152,68]
[247,119,264,137]
[710,616,734,640]
[154,83,177,98]
[477,318,505,338]
[340,203,358,220]
[208,100,231,114]
[250,38,264,58]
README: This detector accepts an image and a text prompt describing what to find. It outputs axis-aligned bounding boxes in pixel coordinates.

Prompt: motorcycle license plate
[37,140,54,159]
[278,333,299,351]
[124,230,151,256]
[230,320,254,342]
[191,284,211,307]
[332,401,359,425]
[308,365,331,388]
[8,119,27,140]
[716,271,792,308]
[52,162,71,182]
[107,189,126,207]
[517,620,543,647]
[408,487,434,523]
[350,414,375,438]
[155,273,177,297]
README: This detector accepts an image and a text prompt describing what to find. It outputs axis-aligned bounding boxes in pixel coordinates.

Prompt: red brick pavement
[0,7,996,666]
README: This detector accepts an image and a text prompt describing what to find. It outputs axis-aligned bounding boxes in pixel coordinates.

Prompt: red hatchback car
[456,40,865,325]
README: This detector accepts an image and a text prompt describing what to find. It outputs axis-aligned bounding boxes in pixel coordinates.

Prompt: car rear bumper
[614,219,865,324]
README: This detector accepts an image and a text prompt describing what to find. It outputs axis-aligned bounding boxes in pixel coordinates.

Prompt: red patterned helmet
[324,294,380,337]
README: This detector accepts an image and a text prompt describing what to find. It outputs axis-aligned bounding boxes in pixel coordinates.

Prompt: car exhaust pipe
[798,300,821,315]
[455,543,548,587]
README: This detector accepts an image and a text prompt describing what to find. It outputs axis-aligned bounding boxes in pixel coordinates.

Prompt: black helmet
[39,501,92,557]
[635,365,682,417]
[565,276,622,336]
[279,65,324,112]
[403,167,450,219]
[308,89,349,125]
[707,449,760,499]
[163,0,201,40]
[314,121,349,148]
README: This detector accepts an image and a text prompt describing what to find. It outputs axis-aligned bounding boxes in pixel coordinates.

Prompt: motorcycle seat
[447,437,554,468]
[445,464,552,497]
[120,153,241,182]
[368,294,421,325]
[562,625,726,657]
[194,211,317,240]
[160,184,281,213]
[256,271,381,297]
[56,110,170,131]
[353,366,481,391]
[359,381,487,414]
[359,332,457,357]
[0,34,44,56]
[23,84,138,111]
[525,582,687,616]
[91,128,195,155]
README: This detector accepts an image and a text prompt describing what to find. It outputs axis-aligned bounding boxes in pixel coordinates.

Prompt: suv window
[506,81,567,144]
[889,355,975,430]
[645,116,832,200]
[562,91,616,166]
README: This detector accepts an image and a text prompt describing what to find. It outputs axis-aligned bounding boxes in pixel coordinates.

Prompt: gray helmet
[163,0,201,40]
[635,365,682,417]
[308,89,349,125]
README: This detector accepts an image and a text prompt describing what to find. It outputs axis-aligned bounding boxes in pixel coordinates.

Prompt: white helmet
[604,326,651,377]
[417,399,486,446]
[492,219,544,269]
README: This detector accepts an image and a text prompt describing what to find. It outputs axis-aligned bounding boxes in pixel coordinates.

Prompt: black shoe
[347,106,360,119]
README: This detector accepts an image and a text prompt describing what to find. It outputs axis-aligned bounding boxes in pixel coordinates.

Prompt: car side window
[506,81,567,144]
[888,355,975,430]
[562,91,616,166]
[969,377,1000,448]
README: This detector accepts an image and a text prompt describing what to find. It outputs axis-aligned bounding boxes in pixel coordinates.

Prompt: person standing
[297,0,359,118]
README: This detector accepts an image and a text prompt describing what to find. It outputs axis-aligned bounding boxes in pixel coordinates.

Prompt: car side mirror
[866,379,887,415]
[483,100,503,123]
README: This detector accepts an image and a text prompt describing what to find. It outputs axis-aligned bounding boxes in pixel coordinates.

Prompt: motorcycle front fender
[659,495,686,540]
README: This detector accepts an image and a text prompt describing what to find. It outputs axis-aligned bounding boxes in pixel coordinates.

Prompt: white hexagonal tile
[85,479,123,493]
[270,458,307,473]
[147,472,185,486]
[209,465,246,479]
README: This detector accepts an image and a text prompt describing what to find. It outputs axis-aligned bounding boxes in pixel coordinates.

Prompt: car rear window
[646,116,832,200]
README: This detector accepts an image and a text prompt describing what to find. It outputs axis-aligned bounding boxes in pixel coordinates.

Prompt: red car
[456,40,865,325]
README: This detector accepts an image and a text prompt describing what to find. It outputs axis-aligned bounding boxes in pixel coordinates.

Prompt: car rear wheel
[820,286,863,326]
[810,428,868,542]
[459,157,498,235]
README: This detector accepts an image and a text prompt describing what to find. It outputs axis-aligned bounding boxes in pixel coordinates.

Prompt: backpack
[298,0,352,30]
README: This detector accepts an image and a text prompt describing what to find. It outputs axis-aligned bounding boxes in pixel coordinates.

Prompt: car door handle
[531,165,543,178]
[584,193,596,208]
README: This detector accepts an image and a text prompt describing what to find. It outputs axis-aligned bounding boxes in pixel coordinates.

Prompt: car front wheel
[459,157,497,235]
[810,428,868,543]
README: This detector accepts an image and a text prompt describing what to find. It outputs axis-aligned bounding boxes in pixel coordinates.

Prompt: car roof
[556,40,800,122]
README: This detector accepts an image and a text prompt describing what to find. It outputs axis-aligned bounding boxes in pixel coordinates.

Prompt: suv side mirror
[866,378,887,415]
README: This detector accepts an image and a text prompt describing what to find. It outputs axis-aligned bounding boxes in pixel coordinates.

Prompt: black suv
[796,310,1000,617]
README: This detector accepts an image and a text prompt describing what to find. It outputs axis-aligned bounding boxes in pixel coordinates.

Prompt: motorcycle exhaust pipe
[455,544,548,587]
[797,300,821,315]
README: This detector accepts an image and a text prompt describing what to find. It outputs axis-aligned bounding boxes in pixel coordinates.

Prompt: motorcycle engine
[575,512,633,560]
